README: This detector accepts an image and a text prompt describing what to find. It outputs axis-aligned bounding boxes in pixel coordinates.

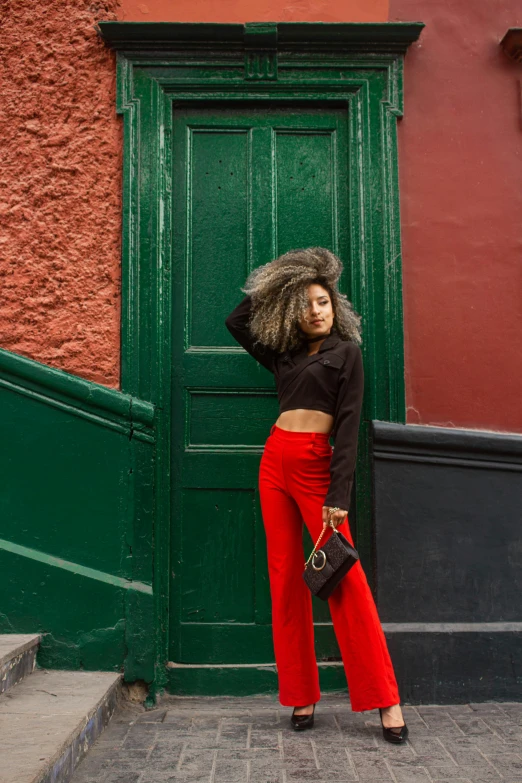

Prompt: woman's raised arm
[225,295,277,373]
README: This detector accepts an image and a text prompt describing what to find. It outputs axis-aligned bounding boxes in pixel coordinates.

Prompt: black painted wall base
[384,626,522,703]
[372,421,522,703]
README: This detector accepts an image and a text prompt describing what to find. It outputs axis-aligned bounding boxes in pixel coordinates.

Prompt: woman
[225,247,408,743]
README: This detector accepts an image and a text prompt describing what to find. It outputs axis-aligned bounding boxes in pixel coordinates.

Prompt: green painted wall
[0,347,156,681]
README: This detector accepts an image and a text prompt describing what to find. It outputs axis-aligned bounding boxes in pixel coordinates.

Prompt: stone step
[0,668,122,783]
[0,633,41,695]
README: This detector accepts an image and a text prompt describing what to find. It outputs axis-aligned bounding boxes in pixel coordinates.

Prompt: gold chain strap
[304,508,340,568]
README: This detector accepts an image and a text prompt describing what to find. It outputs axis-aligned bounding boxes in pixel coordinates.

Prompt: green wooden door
[170,105,350,666]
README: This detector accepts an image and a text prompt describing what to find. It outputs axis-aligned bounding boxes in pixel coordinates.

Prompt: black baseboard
[383,625,522,703]
[372,421,522,702]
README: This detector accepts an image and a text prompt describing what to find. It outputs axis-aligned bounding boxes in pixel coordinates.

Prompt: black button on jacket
[225,295,364,511]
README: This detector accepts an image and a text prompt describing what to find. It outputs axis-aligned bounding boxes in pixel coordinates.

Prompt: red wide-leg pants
[258,424,400,711]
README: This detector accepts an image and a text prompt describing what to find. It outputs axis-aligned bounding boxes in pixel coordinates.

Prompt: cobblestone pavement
[72,694,522,783]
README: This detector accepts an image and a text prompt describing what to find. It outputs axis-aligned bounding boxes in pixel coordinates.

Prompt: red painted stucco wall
[1,0,521,434]
[0,0,122,387]
[390,0,522,432]
[118,0,388,23]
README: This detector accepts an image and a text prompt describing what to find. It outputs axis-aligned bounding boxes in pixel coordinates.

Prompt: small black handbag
[303,522,359,601]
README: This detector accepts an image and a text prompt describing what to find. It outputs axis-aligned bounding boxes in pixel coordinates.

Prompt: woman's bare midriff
[275,409,334,434]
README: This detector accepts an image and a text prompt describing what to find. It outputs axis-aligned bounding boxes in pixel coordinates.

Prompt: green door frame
[99,21,423,696]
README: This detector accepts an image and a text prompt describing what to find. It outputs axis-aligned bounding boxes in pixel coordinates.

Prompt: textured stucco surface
[0,0,122,388]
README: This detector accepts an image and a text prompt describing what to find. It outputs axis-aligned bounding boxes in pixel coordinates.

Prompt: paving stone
[371,735,416,755]
[213,757,248,782]
[162,714,199,727]
[437,740,487,765]
[382,757,435,768]
[70,754,114,775]
[483,753,522,776]
[338,732,381,748]
[462,735,511,752]
[282,736,315,762]
[312,712,344,731]
[348,750,394,779]
[451,765,503,782]
[156,720,194,736]
[470,702,517,712]
[250,728,282,749]
[313,745,357,780]
[191,715,221,730]
[284,761,322,782]
[424,764,463,778]
[164,696,278,712]
[121,733,157,750]
[96,724,131,741]
[168,730,220,749]
[396,714,429,729]
[406,737,455,762]
[217,721,250,748]
[444,705,475,716]
[414,712,465,733]
[332,708,364,721]
[136,708,168,723]
[72,765,110,782]
[175,747,216,776]
[70,698,522,783]
[453,717,497,735]
[249,751,284,770]
[249,770,283,783]
[495,703,522,717]
[481,717,522,739]
[147,742,186,763]
[385,767,431,783]
[221,711,281,728]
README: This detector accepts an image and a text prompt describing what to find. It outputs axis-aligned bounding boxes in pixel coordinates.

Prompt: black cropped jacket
[225,295,364,511]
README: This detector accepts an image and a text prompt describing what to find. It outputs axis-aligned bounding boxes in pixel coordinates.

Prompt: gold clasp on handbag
[312,550,327,571]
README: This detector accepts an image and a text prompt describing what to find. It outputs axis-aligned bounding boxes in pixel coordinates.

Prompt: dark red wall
[390,0,522,433]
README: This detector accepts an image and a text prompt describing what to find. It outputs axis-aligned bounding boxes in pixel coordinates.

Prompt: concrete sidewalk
[71,694,522,783]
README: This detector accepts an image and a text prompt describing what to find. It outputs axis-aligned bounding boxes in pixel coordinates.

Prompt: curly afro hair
[242,247,362,353]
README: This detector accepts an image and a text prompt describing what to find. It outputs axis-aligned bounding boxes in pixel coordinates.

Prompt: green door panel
[275,130,343,252]
[188,391,277,447]
[170,105,350,664]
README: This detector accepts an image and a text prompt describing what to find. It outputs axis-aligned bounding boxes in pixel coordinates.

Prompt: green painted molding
[0,346,155,438]
[97,21,424,54]
[0,537,153,595]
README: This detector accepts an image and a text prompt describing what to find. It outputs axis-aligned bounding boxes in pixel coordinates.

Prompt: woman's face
[298,283,335,338]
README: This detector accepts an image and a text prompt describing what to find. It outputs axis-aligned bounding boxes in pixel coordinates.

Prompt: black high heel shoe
[291,704,315,731]
[379,707,409,743]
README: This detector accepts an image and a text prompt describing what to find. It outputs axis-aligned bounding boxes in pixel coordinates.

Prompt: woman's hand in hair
[322,506,348,528]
